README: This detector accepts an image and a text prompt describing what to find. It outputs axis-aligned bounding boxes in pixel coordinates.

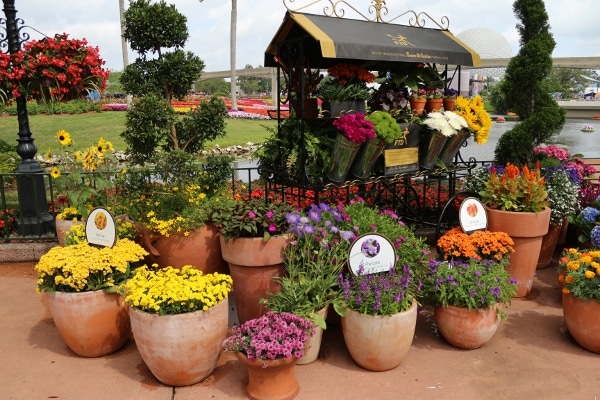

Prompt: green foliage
[1,100,101,116]
[0,139,18,174]
[195,78,230,95]
[121,94,175,165]
[123,0,188,53]
[172,96,227,153]
[488,80,508,115]
[495,0,566,165]
[317,75,371,101]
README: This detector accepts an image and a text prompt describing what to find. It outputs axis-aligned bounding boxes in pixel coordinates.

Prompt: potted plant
[47,130,120,245]
[567,197,600,247]
[425,89,444,113]
[116,150,234,274]
[260,203,355,364]
[274,55,322,118]
[123,265,233,385]
[317,63,375,117]
[419,110,468,169]
[421,257,517,349]
[478,162,550,297]
[327,112,376,182]
[443,88,459,111]
[334,201,429,371]
[347,111,404,179]
[211,198,296,324]
[408,88,427,115]
[222,311,314,400]
[558,248,600,353]
[436,226,515,262]
[34,238,148,357]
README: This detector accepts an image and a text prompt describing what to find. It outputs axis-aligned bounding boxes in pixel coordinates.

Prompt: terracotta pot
[425,98,443,113]
[129,298,228,386]
[139,223,228,274]
[236,353,299,400]
[562,293,600,353]
[434,305,501,349]
[537,222,563,269]
[46,290,130,357]
[296,306,328,365]
[558,219,569,245]
[409,98,426,115]
[220,235,287,324]
[341,302,417,371]
[485,206,551,297]
[443,97,456,111]
[55,218,84,246]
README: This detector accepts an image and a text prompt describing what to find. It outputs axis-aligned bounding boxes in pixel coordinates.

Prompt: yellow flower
[584,270,596,279]
[55,129,73,146]
[96,137,113,153]
[50,167,61,179]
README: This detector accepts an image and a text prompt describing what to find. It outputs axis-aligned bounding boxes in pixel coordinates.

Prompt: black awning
[265,12,481,68]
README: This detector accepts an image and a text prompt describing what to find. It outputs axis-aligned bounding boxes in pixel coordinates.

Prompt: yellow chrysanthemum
[55,129,73,146]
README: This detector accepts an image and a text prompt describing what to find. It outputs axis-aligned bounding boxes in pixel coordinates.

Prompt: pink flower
[268,223,276,232]
[266,211,274,218]
[248,211,256,218]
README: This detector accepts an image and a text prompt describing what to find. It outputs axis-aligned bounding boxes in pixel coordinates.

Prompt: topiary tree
[494,0,566,166]
[120,0,225,160]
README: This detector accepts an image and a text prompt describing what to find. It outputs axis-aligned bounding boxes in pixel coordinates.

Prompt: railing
[1,161,485,243]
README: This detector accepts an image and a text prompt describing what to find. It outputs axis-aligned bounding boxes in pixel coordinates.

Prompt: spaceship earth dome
[457,28,513,78]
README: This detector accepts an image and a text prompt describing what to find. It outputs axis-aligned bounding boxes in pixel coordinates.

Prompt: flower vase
[350,137,386,179]
[129,298,228,386]
[341,302,417,371]
[537,222,563,269]
[425,98,443,113]
[434,305,501,349]
[219,235,287,324]
[485,206,551,297]
[443,97,456,111]
[419,130,448,169]
[46,290,130,357]
[296,306,328,365]
[321,100,365,118]
[409,98,426,115]
[562,293,600,353]
[327,134,362,182]
[438,130,470,166]
[236,353,299,400]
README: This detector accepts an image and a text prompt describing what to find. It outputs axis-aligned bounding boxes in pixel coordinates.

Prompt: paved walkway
[1,261,599,400]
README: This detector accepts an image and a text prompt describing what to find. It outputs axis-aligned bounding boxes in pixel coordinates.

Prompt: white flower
[423,111,469,137]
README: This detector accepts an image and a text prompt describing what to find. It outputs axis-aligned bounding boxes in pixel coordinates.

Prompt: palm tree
[200,0,238,111]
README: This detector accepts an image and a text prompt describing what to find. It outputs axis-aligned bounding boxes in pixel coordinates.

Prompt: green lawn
[0,112,277,153]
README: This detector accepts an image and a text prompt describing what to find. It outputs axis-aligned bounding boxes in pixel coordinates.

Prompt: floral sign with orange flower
[0,33,108,102]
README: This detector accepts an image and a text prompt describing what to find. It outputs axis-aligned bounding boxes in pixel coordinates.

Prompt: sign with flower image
[85,207,118,247]
[458,197,487,234]
[348,233,396,275]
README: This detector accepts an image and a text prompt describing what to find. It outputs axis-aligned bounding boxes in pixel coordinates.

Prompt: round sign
[348,233,396,275]
[458,197,487,234]
[85,207,117,247]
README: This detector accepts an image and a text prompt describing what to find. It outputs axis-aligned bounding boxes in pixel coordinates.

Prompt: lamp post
[1,0,54,235]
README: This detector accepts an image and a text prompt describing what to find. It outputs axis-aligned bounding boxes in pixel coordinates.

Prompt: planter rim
[344,300,418,319]
[128,297,228,318]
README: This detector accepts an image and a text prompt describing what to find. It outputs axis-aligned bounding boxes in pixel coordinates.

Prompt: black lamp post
[1,0,53,235]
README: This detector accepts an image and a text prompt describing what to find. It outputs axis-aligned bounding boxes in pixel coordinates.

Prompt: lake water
[460,118,600,162]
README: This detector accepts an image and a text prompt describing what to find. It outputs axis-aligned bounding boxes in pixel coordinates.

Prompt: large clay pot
[46,290,130,357]
[562,293,600,353]
[341,302,417,371]
[129,298,228,386]
[139,223,228,274]
[220,235,287,324]
[296,306,328,365]
[537,222,563,269]
[236,353,299,400]
[485,206,551,297]
[434,305,501,349]
[55,218,84,246]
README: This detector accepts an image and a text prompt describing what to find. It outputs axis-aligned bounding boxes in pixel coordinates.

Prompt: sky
[6,0,600,74]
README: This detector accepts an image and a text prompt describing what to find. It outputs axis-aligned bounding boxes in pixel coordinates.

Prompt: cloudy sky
[7,0,600,73]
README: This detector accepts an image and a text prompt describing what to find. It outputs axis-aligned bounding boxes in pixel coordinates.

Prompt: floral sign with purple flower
[349,233,396,275]
[222,312,314,362]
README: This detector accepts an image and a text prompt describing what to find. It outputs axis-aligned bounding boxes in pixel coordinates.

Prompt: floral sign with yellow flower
[48,129,120,220]
[454,95,492,144]
[558,248,600,301]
